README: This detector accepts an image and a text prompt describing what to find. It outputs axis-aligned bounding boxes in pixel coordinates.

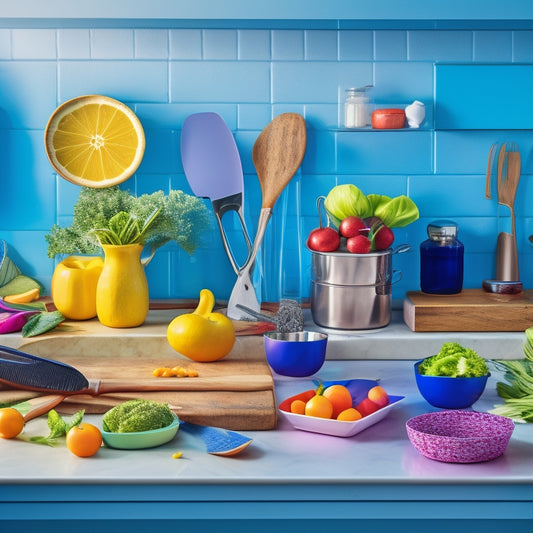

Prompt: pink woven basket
[406,410,514,463]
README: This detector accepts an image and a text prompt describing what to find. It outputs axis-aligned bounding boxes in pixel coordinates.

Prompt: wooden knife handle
[89,374,274,395]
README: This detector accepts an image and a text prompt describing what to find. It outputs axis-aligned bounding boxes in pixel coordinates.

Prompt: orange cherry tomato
[290,399,306,415]
[66,423,102,457]
[305,395,333,419]
[337,408,362,422]
[0,407,24,439]
[323,385,353,419]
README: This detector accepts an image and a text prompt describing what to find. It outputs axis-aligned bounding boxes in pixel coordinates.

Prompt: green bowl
[101,413,180,450]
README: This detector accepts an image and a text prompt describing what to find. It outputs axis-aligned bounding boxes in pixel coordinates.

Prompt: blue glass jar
[420,220,464,294]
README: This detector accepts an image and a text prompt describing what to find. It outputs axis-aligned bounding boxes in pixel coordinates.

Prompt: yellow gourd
[51,256,104,320]
[167,289,235,362]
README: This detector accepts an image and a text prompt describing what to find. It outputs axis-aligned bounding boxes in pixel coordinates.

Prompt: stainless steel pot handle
[391,269,402,284]
[392,244,411,255]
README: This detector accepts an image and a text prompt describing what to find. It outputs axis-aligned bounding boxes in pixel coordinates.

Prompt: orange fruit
[0,407,24,439]
[337,408,362,422]
[66,423,102,457]
[367,385,389,408]
[305,395,333,419]
[290,400,306,415]
[45,95,145,188]
[323,384,353,418]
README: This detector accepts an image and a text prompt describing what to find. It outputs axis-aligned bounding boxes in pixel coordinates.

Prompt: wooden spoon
[226,113,306,319]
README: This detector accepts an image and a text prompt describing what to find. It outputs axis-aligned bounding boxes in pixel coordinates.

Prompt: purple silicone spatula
[181,112,253,277]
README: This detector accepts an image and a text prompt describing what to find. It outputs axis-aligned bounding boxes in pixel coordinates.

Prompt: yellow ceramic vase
[96,244,149,328]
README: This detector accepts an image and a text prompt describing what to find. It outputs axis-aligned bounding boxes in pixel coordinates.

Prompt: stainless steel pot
[311,244,409,286]
[310,245,408,330]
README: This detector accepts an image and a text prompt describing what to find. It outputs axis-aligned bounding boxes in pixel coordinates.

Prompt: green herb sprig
[24,409,85,447]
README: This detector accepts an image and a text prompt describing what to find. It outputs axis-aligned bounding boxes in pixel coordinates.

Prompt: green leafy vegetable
[45,186,210,262]
[102,399,174,433]
[373,195,419,228]
[29,409,84,446]
[417,342,489,378]
[324,184,372,227]
[0,275,42,298]
[490,328,533,422]
[366,194,391,214]
[21,310,65,337]
[323,185,419,229]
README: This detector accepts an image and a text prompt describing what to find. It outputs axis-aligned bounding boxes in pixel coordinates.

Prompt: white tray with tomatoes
[278,379,404,438]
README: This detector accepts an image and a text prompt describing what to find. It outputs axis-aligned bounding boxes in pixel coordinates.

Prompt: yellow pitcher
[96,244,149,328]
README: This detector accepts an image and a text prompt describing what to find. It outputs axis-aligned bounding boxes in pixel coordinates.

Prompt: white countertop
[1,359,531,486]
[1,308,526,360]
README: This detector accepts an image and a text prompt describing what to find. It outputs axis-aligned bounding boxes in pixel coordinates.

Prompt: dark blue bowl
[414,360,490,409]
[264,331,328,377]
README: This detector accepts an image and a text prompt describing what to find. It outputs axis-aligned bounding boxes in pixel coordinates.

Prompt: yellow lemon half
[45,95,145,188]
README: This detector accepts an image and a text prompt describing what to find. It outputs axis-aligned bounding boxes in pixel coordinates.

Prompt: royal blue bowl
[414,360,490,409]
[264,331,328,377]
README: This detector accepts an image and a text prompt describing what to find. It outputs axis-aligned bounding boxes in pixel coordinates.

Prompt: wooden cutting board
[2,334,277,431]
[404,289,533,332]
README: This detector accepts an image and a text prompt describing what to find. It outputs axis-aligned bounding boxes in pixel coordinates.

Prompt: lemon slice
[45,95,145,188]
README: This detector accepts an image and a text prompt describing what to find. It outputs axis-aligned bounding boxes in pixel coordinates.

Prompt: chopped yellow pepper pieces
[152,366,198,378]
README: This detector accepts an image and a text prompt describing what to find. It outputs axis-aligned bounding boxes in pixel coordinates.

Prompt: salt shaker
[344,86,372,128]
[420,220,464,294]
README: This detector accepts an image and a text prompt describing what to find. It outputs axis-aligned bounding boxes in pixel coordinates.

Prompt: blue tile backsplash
[1,26,532,306]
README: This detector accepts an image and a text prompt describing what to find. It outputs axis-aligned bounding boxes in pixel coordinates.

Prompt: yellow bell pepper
[167,289,235,362]
[51,256,104,320]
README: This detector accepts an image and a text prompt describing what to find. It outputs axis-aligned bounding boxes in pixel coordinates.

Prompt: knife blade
[0,345,89,392]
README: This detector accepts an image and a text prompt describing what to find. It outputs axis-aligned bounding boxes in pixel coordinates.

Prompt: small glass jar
[344,87,372,128]
[420,220,464,294]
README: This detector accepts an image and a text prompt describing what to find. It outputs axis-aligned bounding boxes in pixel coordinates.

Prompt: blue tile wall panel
[59,61,168,103]
[0,62,56,129]
[237,30,271,61]
[134,30,169,60]
[435,64,533,129]
[170,61,270,103]
[0,26,531,307]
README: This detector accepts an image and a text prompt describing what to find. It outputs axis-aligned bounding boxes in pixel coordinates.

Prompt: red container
[371,108,406,129]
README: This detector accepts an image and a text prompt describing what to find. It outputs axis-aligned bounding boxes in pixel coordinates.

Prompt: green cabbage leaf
[324,184,372,226]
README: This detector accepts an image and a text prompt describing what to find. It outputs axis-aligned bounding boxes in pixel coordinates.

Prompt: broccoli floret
[102,399,175,433]
[418,342,489,378]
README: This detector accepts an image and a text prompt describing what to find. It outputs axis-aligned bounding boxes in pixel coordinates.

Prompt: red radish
[372,224,394,251]
[346,234,371,254]
[307,227,340,252]
[339,216,367,238]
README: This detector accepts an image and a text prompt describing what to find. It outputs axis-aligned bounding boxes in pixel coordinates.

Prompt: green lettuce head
[324,184,372,227]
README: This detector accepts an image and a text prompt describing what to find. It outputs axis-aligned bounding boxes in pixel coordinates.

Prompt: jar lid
[346,85,372,93]
[427,219,458,240]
